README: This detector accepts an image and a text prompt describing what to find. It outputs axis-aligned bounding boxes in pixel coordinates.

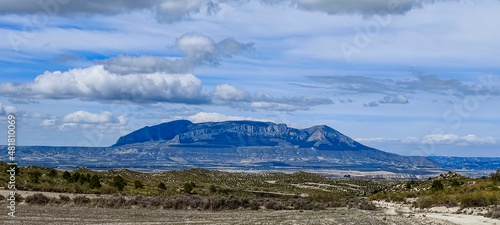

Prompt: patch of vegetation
[0,161,393,211]
[25,193,50,205]
[491,169,500,183]
[134,180,144,189]
[370,171,500,214]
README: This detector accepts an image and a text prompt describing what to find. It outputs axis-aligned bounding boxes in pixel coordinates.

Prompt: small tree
[78,173,89,185]
[183,182,195,194]
[69,172,81,183]
[431,180,444,191]
[134,180,144,189]
[62,171,71,180]
[47,169,57,178]
[89,175,102,189]
[451,179,461,187]
[112,176,127,191]
[158,182,166,190]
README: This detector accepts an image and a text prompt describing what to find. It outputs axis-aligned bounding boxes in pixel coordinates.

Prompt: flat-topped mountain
[1,120,444,177]
[114,120,375,151]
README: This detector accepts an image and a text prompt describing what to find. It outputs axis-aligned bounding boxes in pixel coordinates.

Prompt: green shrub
[431,180,444,191]
[47,169,58,178]
[460,192,498,208]
[62,171,71,180]
[183,182,195,194]
[451,180,462,187]
[158,182,166,190]
[69,172,80,183]
[89,175,102,189]
[134,180,144,189]
[29,171,42,183]
[111,176,127,191]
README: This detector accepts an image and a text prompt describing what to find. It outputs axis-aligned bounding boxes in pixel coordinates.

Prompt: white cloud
[0,65,204,104]
[39,118,57,127]
[63,111,119,124]
[212,84,249,101]
[96,33,253,75]
[186,112,271,123]
[0,67,330,111]
[59,111,128,131]
[405,134,498,146]
[0,102,17,115]
[358,134,498,146]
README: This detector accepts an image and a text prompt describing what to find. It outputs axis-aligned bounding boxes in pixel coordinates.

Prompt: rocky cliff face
[114,120,374,151]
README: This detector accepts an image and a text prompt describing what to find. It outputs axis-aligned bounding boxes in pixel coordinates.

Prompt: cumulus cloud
[212,84,250,101]
[0,69,330,111]
[211,84,333,111]
[50,111,129,131]
[96,33,253,75]
[0,65,205,104]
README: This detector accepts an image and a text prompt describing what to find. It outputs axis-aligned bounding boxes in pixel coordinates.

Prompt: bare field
[1,204,460,225]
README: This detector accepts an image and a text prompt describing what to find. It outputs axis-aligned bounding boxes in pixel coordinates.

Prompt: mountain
[109,120,440,174]
[1,120,444,177]
[114,120,375,151]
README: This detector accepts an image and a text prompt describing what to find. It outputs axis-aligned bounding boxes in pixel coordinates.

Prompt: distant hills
[2,120,497,178]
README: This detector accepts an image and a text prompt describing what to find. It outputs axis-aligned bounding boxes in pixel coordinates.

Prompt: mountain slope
[114,120,375,151]
[0,120,443,176]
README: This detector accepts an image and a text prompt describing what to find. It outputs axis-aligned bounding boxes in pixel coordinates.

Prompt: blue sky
[0,0,499,157]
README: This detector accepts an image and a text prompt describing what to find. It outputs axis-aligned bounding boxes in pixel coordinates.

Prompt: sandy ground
[1,205,456,225]
[0,190,498,224]
[374,200,499,225]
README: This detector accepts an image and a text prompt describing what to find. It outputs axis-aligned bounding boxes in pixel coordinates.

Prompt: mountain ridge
[114,120,375,152]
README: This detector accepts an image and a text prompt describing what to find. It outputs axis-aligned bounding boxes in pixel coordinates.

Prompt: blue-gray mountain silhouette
[1,120,444,176]
[115,120,376,151]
